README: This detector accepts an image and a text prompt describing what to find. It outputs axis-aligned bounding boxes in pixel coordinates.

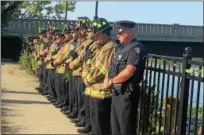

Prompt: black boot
[55,101,64,108]
[71,118,81,123]
[67,111,78,119]
[37,88,44,93]
[41,90,49,95]
[77,123,92,134]
[75,120,86,127]
[61,105,69,112]
[35,86,41,90]
[47,96,57,103]
[64,109,72,115]
[53,100,61,106]
[47,95,53,100]
[50,98,57,103]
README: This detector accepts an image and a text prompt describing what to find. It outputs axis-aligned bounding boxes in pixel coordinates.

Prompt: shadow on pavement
[1,99,50,105]
[2,90,39,95]
[1,107,22,134]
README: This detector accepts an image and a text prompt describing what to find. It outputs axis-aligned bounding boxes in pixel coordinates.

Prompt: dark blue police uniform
[109,21,147,135]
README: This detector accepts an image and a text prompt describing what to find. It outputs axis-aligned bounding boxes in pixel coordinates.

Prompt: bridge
[1,19,204,61]
[1,18,203,43]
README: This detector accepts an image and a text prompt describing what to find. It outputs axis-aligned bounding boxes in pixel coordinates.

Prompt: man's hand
[78,67,83,72]
[47,56,52,62]
[44,58,47,63]
[65,59,72,64]
[39,51,44,56]
[83,78,90,86]
[64,59,72,69]
[79,50,86,61]
[44,49,49,55]
[102,79,112,90]
[53,61,58,66]
[51,55,56,60]
[62,63,66,67]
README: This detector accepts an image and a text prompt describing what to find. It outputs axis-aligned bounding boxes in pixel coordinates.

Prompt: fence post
[176,47,192,134]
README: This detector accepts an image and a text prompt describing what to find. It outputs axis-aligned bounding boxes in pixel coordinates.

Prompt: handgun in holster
[112,84,122,96]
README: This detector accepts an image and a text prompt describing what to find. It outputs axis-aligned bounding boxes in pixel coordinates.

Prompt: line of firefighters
[32,16,146,135]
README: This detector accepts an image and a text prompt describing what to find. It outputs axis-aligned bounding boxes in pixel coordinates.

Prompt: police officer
[103,20,147,135]
[83,18,115,135]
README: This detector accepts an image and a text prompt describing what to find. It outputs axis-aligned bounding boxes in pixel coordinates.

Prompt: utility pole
[94,1,98,20]
[65,1,68,20]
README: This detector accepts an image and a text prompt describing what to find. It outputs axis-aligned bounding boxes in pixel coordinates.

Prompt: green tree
[1,1,23,28]
[19,0,76,19]
[19,1,52,19]
[54,1,76,20]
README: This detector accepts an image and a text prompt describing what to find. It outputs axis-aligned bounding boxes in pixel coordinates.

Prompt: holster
[112,84,122,96]
[112,83,138,96]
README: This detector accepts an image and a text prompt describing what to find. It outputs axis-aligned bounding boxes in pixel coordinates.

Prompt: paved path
[1,62,79,134]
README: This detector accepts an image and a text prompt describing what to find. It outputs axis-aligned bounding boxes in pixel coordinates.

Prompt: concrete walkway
[1,62,79,134]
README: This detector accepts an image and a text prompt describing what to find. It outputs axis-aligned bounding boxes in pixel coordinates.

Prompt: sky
[64,1,203,26]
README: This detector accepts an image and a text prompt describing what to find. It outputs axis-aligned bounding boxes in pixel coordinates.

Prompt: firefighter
[77,25,98,134]
[53,24,74,109]
[38,26,54,96]
[47,29,66,107]
[83,18,115,135]
[103,20,147,135]
[34,28,47,92]
[65,17,87,119]
[68,17,93,128]
[35,27,49,94]
[44,27,58,102]
[62,23,81,116]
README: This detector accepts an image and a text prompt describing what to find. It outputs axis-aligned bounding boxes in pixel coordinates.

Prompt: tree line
[1,0,76,28]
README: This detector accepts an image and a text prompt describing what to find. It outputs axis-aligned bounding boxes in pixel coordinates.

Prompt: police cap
[115,20,136,34]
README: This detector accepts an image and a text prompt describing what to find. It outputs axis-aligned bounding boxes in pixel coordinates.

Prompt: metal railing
[2,18,203,42]
[137,48,204,135]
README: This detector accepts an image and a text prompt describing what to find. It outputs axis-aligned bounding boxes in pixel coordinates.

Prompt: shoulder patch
[135,48,140,54]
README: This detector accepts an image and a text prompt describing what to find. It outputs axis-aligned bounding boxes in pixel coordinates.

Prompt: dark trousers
[70,76,78,115]
[111,91,139,135]
[76,77,86,120]
[68,71,74,111]
[42,65,48,91]
[90,97,111,135]
[38,66,44,88]
[47,69,56,98]
[83,95,91,129]
[54,73,65,102]
[63,79,69,106]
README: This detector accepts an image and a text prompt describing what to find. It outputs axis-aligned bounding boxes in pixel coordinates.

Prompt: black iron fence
[137,47,204,135]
